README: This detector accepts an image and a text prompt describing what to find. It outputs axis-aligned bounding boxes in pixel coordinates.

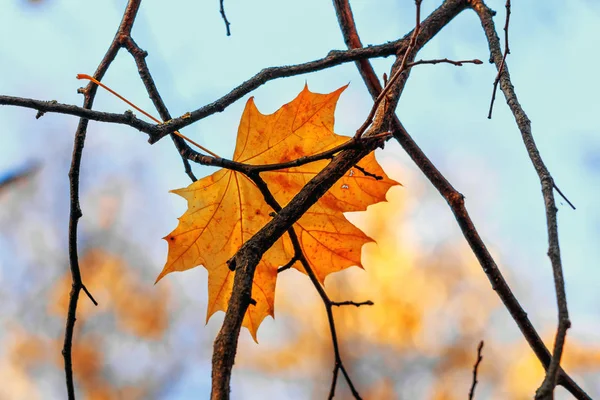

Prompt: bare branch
[487,0,511,119]
[471,1,575,399]
[408,57,483,67]
[210,38,410,400]
[554,183,576,210]
[248,174,364,398]
[468,341,484,400]
[221,166,368,397]
[120,36,198,181]
[81,284,98,306]
[0,95,155,131]
[219,0,232,36]
[62,1,142,399]
[0,40,404,143]
[0,1,480,147]
[336,0,587,398]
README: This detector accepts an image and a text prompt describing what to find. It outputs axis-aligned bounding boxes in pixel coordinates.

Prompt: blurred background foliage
[2,160,599,399]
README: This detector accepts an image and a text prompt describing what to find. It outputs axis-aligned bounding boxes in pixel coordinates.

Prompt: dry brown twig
[247,172,369,399]
[468,341,485,400]
[487,0,511,119]
[219,0,232,36]
[61,2,142,399]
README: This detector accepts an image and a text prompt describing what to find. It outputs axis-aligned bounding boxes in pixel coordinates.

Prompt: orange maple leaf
[157,85,399,340]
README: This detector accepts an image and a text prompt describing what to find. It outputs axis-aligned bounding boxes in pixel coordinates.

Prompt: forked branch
[334,0,586,398]
[250,174,367,398]
[471,1,573,398]
[62,1,142,399]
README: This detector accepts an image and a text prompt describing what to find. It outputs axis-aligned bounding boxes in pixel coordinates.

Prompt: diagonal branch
[0,0,472,144]
[210,0,460,393]
[0,0,482,146]
[334,0,587,398]
[210,143,382,399]
[487,0,510,119]
[250,173,364,399]
[210,35,412,399]
[0,41,406,141]
[471,2,573,399]
[62,1,142,399]
[120,36,198,182]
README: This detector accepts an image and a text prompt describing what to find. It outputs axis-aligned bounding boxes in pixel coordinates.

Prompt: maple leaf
[157,85,399,340]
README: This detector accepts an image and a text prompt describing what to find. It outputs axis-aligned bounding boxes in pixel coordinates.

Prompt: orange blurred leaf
[157,85,399,339]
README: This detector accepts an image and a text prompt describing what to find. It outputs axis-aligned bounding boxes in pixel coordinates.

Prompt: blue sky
[1,0,599,398]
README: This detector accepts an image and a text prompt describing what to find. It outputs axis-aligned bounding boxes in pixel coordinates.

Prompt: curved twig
[219,0,232,36]
[471,2,573,398]
[468,341,484,400]
[62,1,142,399]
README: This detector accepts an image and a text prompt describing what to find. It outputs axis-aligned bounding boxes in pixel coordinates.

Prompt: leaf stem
[76,74,220,158]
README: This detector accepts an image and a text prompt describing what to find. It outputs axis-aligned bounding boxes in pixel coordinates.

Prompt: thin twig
[295,243,362,398]
[81,284,98,306]
[296,240,362,399]
[487,0,511,119]
[219,0,232,36]
[184,133,387,175]
[120,36,198,181]
[353,164,383,180]
[250,136,371,173]
[277,257,298,273]
[331,300,373,307]
[471,2,575,399]
[408,58,483,67]
[353,0,422,139]
[62,1,141,399]
[0,95,156,132]
[250,174,363,398]
[553,183,576,210]
[468,340,484,400]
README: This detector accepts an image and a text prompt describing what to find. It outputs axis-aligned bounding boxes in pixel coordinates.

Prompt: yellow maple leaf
[157,85,399,340]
